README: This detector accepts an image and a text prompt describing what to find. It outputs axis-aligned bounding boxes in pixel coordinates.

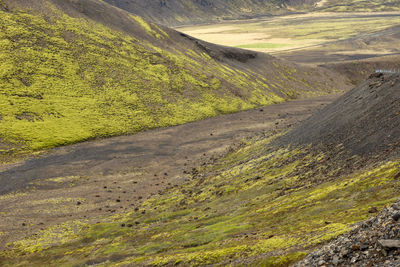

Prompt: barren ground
[0,95,339,250]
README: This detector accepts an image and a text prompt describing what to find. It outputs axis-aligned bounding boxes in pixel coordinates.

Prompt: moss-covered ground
[1,133,399,266]
[0,1,337,158]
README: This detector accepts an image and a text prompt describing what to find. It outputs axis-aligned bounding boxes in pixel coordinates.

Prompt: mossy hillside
[0,2,335,156]
[2,134,399,266]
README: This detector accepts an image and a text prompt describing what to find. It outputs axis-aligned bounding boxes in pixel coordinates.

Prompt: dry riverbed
[0,95,339,250]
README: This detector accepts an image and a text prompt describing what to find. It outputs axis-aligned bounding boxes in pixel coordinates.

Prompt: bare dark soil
[320,55,400,86]
[280,73,400,157]
[0,95,338,250]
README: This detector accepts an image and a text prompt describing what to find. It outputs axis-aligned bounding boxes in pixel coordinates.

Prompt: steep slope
[280,73,400,156]
[103,0,318,26]
[1,74,399,266]
[0,0,344,157]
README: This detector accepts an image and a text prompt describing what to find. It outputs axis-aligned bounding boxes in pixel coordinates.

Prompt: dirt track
[0,95,339,249]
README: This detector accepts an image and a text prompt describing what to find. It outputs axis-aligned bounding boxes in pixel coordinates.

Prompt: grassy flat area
[318,0,400,12]
[177,12,400,53]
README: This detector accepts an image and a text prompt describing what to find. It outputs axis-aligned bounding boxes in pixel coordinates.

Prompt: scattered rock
[392,212,400,221]
[378,239,400,249]
[369,206,378,213]
[295,199,400,267]
[332,255,339,265]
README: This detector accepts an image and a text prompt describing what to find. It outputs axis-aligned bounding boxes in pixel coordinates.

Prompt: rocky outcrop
[295,199,400,266]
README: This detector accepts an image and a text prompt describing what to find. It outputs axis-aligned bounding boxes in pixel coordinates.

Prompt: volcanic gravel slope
[295,199,400,267]
[280,73,400,157]
[281,72,400,266]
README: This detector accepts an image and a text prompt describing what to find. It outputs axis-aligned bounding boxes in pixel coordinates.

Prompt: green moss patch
[0,4,337,158]
[2,134,399,266]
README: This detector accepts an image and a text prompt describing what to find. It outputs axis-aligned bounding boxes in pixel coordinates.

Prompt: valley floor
[177,12,400,65]
[0,95,338,251]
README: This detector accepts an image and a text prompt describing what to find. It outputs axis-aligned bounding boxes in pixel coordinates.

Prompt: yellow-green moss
[3,220,86,255]
[2,133,399,266]
[130,15,165,39]
[0,6,336,157]
[254,252,307,267]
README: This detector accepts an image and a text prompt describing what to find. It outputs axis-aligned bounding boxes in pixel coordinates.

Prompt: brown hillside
[103,0,318,26]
